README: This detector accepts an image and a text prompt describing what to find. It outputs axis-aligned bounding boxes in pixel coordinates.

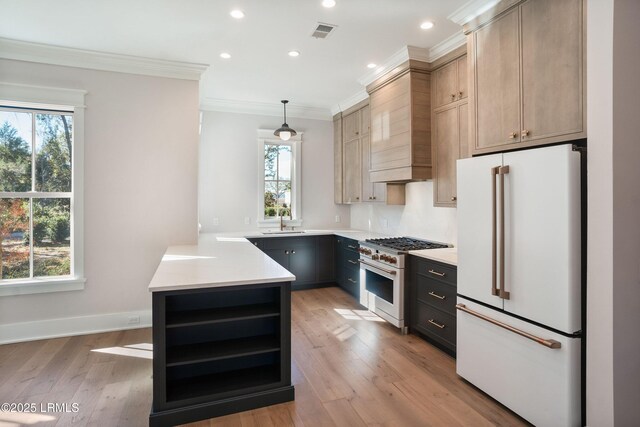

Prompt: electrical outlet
[128,315,140,325]
[335,215,341,223]
[244,217,251,225]
[213,217,219,226]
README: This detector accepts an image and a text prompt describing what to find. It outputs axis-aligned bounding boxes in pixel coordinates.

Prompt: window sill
[0,277,86,297]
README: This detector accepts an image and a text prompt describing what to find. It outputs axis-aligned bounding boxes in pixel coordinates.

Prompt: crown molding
[0,37,209,81]
[357,45,429,87]
[448,0,502,25]
[330,89,369,116]
[428,31,467,62]
[200,98,332,121]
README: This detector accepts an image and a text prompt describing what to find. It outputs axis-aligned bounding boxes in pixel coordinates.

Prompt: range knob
[372,254,379,260]
[389,257,397,264]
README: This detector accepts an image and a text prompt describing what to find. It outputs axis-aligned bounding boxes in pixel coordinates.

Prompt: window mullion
[29,198,34,278]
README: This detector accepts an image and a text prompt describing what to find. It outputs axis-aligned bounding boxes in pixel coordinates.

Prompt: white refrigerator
[456,144,583,427]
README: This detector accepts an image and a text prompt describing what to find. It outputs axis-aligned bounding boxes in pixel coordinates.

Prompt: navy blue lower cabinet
[409,256,457,356]
[335,236,360,299]
[149,282,294,426]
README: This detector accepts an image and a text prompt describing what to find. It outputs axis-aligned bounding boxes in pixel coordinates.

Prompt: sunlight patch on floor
[334,308,385,322]
[0,412,57,426]
[91,343,153,359]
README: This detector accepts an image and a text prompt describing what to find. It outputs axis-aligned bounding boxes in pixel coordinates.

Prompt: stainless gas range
[358,237,451,332]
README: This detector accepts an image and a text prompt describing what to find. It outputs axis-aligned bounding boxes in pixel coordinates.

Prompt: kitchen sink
[261,230,306,235]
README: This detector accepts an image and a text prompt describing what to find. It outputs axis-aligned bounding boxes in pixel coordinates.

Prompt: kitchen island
[148,234,296,427]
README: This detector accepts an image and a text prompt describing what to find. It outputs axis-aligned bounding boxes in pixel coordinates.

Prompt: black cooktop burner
[364,237,450,252]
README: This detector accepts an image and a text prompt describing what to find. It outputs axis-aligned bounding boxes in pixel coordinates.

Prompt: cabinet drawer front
[416,276,456,314]
[415,259,457,286]
[415,303,456,348]
[262,236,314,250]
[342,250,360,266]
[342,238,360,254]
[341,265,360,298]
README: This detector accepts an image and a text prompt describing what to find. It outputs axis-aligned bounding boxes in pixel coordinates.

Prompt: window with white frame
[0,82,85,296]
[257,130,302,226]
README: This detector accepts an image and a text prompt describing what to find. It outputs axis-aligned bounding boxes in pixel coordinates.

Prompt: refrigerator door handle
[491,166,500,296]
[456,304,561,349]
[498,165,510,300]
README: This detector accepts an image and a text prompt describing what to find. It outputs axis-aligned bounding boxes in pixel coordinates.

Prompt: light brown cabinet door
[333,116,343,204]
[521,0,584,142]
[474,7,521,151]
[360,104,371,135]
[343,138,361,203]
[458,103,469,160]
[457,55,468,101]
[361,134,385,202]
[434,61,458,109]
[433,105,459,206]
[342,110,360,142]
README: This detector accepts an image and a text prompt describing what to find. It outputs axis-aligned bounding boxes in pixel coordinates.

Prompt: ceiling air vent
[311,22,337,39]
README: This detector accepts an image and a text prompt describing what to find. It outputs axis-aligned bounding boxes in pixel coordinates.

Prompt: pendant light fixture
[274,100,297,141]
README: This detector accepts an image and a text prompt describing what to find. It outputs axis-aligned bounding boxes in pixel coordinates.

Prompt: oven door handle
[359,259,397,275]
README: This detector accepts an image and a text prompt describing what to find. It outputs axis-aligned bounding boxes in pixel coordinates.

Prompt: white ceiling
[0,0,471,113]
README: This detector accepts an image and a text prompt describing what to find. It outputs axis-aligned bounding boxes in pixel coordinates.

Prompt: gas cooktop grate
[364,237,450,251]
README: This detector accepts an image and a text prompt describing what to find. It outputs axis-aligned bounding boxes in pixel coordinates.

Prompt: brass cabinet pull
[491,166,499,297]
[428,269,446,277]
[347,259,358,265]
[508,132,517,139]
[428,319,446,329]
[456,304,561,349]
[451,196,457,202]
[347,278,357,284]
[458,91,463,98]
[498,165,510,300]
[450,94,456,101]
[428,291,446,300]
[521,130,529,137]
[356,197,360,200]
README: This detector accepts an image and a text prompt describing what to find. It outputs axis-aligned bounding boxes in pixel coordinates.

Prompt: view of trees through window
[264,144,292,219]
[0,108,72,280]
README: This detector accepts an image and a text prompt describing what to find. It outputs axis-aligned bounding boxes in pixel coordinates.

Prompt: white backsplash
[350,181,458,245]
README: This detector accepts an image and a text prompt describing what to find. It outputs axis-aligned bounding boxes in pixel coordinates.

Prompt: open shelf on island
[166,335,280,367]
[166,303,280,328]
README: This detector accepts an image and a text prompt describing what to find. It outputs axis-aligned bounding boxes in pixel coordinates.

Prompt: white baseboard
[0,310,152,345]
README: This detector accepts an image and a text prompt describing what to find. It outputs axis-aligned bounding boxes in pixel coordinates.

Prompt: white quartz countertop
[409,247,458,266]
[148,234,295,292]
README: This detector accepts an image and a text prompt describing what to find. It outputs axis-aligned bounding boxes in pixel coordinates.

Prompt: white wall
[199,111,350,232]
[350,181,457,245]
[0,59,199,340]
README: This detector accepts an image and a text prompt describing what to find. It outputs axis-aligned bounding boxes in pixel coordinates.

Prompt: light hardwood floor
[0,287,529,426]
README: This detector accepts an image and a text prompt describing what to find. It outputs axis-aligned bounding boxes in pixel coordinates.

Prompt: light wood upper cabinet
[473,7,522,151]
[466,0,585,155]
[342,137,361,204]
[434,55,468,109]
[433,105,459,206]
[342,110,360,143]
[520,0,584,143]
[361,134,386,202]
[367,60,432,182]
[333,114,343,204]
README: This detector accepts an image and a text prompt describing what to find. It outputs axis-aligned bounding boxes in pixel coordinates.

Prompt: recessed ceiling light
[322,0,336,8]
[230,9,245,19]
[420,21,435,30]
[367,63,377,69]
[220,52,231,59]
[288,50,300,57]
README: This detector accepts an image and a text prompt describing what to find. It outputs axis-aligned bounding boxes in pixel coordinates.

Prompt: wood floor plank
[322,398,367,427]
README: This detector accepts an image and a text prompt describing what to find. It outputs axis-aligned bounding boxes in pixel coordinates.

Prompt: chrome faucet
[280,215,285,231]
